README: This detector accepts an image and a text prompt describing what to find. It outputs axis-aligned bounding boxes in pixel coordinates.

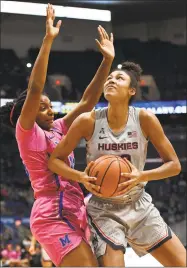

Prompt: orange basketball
[88,155,132,197]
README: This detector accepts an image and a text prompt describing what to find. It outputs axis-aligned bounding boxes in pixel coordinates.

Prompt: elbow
[173,160,181,175]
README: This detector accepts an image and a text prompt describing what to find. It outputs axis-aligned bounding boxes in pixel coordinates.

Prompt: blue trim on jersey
[23,164,29,178]
[54,174,60,191]
[59,192,75,231]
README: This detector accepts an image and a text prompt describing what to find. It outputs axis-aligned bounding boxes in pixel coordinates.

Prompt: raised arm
[63,26,115,129]
[19,4,61,130]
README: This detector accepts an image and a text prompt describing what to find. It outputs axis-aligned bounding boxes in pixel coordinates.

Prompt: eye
[117,76,124,80]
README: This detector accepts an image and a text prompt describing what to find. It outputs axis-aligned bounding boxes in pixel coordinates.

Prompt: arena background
[0,0,186,266]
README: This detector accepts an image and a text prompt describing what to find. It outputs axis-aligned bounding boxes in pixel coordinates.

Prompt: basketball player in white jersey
[48,61,186,267]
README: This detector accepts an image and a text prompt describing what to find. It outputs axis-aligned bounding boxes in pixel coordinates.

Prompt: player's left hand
[113,159,146,196]
[95,25,115,61]
[45,3,62,40]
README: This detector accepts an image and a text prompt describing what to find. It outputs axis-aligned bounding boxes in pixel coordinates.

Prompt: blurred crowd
[0,39,186,101]
[0,219,43,267]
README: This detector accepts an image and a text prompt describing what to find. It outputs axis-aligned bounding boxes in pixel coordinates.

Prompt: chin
[49,122,54,129]
[104,93,118,102]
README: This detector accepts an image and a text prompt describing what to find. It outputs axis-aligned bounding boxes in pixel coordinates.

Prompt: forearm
[28,36,54,92]
[31,236,36,247]
[48,158,82,182]
[143,160,181,182]
[81,57,113,108]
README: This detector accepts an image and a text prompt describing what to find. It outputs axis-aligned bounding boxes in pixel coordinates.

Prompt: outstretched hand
[45,3,62,40]
[95,25,115,61]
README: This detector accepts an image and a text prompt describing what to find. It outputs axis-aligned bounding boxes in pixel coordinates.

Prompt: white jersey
[86,106,148,201]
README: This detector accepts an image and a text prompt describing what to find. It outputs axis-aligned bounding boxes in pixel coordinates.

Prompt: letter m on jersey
[59,234,71,247]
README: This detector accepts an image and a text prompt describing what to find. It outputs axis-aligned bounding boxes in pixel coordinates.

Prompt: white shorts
[87,190,172,258]
[41,247,51,261]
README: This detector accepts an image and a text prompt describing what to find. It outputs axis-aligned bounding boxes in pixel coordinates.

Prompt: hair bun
[121,61,142,81]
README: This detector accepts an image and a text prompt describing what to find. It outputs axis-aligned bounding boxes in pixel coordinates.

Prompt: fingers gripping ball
[88,155,131,197]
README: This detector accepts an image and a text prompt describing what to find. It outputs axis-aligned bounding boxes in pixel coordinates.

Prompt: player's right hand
[45,3,62,40]
[95,25,114,61]
[79,162,103,197]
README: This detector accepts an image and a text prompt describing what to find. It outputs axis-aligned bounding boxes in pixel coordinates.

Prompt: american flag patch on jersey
[128,131,137,138]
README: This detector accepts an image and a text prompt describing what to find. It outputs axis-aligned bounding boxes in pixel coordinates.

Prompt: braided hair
[0,90,27,128]
[0,90,49,128]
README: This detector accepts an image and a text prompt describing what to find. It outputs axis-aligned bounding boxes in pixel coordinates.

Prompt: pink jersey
[16,118,82,199]
[15,118,89,266]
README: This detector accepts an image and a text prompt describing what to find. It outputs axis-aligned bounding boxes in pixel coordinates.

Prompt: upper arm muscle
[19,89,41,130]
[140,110,179,162]
[51,112,93,160]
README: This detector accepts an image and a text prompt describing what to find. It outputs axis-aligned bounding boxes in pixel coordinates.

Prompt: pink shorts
[30,191,90,266]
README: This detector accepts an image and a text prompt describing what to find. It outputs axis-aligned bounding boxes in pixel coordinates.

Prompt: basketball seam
[99,159,117,194]
[89,156,118,176]
[111,158,121,196]
[118,160,131,173]
[122,158,132,172]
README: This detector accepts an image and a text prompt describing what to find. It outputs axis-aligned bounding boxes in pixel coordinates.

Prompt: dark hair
[0,90,48,128]
[114,61,143,104]
[0,90,27,128]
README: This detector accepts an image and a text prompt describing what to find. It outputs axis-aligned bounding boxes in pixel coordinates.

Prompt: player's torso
[86,107,148,200]
[86,106,148,171]
[20,127,75,195]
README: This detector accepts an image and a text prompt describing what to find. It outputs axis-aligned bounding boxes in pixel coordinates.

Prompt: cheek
[36,112,45,123]
[103,82,108,90]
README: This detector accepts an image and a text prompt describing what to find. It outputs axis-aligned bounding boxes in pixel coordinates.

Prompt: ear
[129,87,136,96]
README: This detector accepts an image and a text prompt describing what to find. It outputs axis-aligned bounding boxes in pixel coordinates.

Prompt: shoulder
[16,118,43,139]
[139,108,158,123]
[76,111,95,126]
[53,118,68,135]
[139,109,164,138]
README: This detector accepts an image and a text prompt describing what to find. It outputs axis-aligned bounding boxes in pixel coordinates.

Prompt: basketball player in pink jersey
[0,4,115,266]
[48,62,186,267]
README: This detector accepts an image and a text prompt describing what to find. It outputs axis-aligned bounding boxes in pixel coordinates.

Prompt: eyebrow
[108,73,125,78]
[40,102,52,105]
[117,72,125,76]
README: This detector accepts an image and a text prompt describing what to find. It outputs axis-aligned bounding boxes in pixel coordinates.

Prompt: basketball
[88,155,132,197]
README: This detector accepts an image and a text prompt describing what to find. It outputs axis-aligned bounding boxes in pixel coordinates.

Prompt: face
[7,244,13,251]
[104,70,136,102]
[36,95,55,131]
[15,245,21,251]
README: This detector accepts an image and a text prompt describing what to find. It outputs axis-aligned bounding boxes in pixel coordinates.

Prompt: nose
[48,107,54,116]
[107,78,116,85]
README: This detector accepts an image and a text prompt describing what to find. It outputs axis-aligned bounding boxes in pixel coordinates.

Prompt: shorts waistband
[91,189,145,205]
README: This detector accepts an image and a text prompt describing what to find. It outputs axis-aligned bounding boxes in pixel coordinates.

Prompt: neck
[107,101,129,130]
